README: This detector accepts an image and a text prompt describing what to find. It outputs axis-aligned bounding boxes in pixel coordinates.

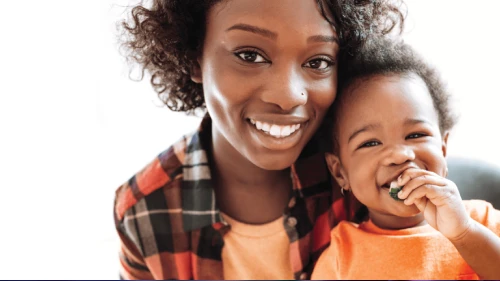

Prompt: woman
[114,0,404,279]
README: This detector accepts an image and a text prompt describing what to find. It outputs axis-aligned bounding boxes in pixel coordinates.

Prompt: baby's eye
[235,51,268,63]
[303,57,334,70]
[359,140,380,148]
[406,133,427,139]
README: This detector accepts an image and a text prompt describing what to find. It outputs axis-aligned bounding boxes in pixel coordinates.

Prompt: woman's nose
[260,67,307,111]
[381,144,416,166]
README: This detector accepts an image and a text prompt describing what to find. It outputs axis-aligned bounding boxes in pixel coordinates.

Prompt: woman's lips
[245,113,310,150]
[246,119,308,151]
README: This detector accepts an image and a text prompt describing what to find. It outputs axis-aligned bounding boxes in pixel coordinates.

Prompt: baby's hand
[397,168,472,240]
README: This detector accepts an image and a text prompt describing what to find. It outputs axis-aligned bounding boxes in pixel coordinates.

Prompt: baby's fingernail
[397,175,403,184]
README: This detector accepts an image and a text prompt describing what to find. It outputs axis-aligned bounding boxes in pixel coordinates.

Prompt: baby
[312,38,500,280]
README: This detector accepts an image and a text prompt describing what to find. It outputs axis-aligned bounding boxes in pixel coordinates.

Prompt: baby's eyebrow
[404,118,431,126]
[348,123,380,143]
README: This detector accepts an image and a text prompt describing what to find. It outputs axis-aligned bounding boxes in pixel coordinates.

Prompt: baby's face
[330,74,448,218]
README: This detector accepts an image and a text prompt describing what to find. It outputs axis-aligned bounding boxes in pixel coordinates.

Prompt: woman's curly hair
[119,0,406,114]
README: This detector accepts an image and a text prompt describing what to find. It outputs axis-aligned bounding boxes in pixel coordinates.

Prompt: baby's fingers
[403,181,459,206]
[397,174,447,200]
[402,183,441,206]
[397,168,440,187]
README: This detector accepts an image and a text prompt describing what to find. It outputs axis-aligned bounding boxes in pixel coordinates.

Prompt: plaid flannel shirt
[114,116,363,280]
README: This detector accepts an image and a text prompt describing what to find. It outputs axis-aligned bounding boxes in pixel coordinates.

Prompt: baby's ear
[190,59,203,83]
[325,153,350,192]
[441,131,450,157]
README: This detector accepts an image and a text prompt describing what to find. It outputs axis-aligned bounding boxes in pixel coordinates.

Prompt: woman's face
[193,0,338,170]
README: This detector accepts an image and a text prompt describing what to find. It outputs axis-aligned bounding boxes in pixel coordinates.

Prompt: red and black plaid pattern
[114,116,363,280]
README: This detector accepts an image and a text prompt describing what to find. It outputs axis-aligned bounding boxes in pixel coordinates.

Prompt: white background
[0,0,499,279]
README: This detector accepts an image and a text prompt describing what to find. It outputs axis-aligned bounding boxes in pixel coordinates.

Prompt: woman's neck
[209,126,293,224]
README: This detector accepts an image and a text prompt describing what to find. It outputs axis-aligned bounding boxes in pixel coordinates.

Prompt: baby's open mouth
[387,181,404,201]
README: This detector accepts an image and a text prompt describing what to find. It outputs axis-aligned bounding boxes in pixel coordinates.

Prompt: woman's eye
[406,133,427,139]
[304,58,334,70]
[235,51,267,63]
[359,140,380,148]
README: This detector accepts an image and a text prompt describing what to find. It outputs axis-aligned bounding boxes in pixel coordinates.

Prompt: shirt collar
[181,114,330,232]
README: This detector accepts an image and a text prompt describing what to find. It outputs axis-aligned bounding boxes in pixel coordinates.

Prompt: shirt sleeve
[116,225,155,280]
[465,199,500,235]
[310,229,341,280]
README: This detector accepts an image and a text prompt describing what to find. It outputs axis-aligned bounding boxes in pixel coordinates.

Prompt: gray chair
[447,156,500,208]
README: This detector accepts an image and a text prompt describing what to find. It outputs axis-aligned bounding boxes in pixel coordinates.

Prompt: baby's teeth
[256,121,263,130]
[250,119,256,125]
[269,125,281,136]
[262,123,271,132]
[390,181,399,189]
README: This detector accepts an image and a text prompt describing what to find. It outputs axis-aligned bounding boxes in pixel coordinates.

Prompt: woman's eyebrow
[307,35,339,44]
[226,24,277,40]
[226,23,338,44]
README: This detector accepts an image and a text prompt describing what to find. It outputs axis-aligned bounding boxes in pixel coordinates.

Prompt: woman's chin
[249,152,301,171]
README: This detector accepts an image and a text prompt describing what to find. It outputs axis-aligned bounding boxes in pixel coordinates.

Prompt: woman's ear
[442,131,449,157]
[190,59,202,83]
[325,153,350,191]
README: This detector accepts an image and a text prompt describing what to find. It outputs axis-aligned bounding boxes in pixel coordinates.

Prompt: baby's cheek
[430,151,448,177]
[350,169,369,189]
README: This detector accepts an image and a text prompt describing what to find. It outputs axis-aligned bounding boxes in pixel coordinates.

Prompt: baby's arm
[397,168,500,279]
[449,218,500,280]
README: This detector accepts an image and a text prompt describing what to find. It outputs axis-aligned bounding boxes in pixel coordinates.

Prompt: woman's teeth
[249,119,301,138]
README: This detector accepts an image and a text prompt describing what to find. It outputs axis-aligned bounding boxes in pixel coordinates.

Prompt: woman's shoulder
[113,130,203,224]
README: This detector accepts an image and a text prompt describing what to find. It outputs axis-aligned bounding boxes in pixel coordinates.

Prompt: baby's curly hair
[324,37,457,153]
[119,0,406,114]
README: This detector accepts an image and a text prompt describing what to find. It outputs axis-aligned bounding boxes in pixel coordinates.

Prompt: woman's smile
[245,115,309,151]
[249,119,302,138]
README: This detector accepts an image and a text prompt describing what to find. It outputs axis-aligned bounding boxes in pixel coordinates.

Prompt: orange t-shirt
[311,200,500,280]
[220,212,294,280]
